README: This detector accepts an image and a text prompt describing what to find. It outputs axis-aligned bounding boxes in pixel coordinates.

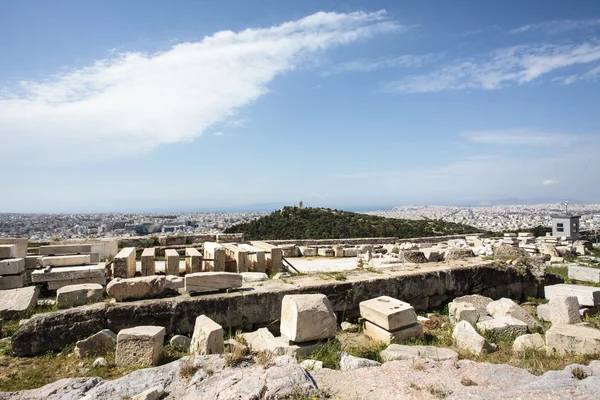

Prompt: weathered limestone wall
[12,261,544,356]
[117,234,244,249]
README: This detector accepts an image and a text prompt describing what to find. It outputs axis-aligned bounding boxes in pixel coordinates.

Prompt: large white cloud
[0,10,402,163]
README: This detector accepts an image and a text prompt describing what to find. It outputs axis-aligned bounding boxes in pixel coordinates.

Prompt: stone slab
[0,244,16,259]
[380,344,458,362]
[359,296,418,331]
[0,258,25,275]
[41,255,91,267]
[0,286,39,319]
[116,326,165,367]
[280,294,337,343]
[185,272,243,293]
[48,276,106,290]
[31,263,106,283]
[363,320,423,344]
[113,247,136,279]
[0,238,28,258]
[39,244,93,256]
[249,241,283,274]
[185,248,202,273]
[568,265,600,283]
[0,272,26,290]
[549,295,581,325]
[544,284,600,307]
[203,242,226,272]
[25,256,41,270]
[141,248,156,276]
[546,323,600,356]
[57,283,104,309]
[165,249,179,276]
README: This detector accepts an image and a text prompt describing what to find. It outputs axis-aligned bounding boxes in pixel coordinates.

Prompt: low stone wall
[117,233,244,249]
[265,234,480,247]
[12,261,546,356]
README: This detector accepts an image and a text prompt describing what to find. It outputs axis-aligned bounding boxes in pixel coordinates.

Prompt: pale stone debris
[0,286,39,319]
[280,294,337,343]
[363,320,424,344]
[340,321,359,332]
[92,357,108,368]
[185,247,203,273]
[300,359,323,371]
[360,296,419,331]
[56,283,104,309]
[452,295,493,320]
[41,255,91,267]
[452,320,496,355]
[203,242,226,272]
[549,295,582,325]
[545,324,600,356]
[249,241,283,274]
[241,272,269,282]
[185,272,243,294]
[164,249,180,276]
[0,258,25,275]
[39,244,93,256]
[190,315,224,355]
[115,326,166,367]
[476,316,528,336]
[537,304,551,322]
[141,247,156,276]
[513,333,545,353]
[169,335,191,351]
[449,302,478,325]
[486,298,541,331]
[568,265,600,283]
[380,344,458,362]
[0,238,28,258]
[339,352,381,371]
[48,276,106,290]
[0,244,16,259]
[113,247,137,279]
[132,386,164,400]
[0,273,26,290]
[545,284,600,307]
[74,329,117,358]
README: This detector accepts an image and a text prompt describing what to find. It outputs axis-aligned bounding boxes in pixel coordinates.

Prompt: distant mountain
[224,206,484,240]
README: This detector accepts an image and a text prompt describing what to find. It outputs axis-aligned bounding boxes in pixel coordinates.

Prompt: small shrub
[224,343,250,367]
[571,366,588,380]
[179,358,199,380]
[305,339,342,370]
[334,273,347,281]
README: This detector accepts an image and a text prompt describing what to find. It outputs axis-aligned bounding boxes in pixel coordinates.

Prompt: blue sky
[1,0,599,213]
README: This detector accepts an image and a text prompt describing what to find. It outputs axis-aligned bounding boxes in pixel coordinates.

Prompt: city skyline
[1,1,600,213]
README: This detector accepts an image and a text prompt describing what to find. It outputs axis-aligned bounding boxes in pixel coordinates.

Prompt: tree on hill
[224,206,484,240]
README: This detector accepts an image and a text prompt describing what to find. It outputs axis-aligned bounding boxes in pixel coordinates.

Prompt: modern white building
[551,213,580,240]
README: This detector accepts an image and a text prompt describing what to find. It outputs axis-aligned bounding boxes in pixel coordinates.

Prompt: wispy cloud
[323,52,442,75]
[385,41,600,93]
[554,63,600,85]
[542,179,558,186]
[507,18,600,35]
[462,129,582,146]
[0,10,404,164]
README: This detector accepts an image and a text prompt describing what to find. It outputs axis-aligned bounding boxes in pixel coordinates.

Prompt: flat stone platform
[12,260,547,356]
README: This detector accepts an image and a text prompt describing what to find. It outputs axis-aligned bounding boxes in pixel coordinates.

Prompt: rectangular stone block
[32,263,106,283]
[0,286,39,319]
[298,246,317,257]
[39,244,93,256]
[190,315,224,355]
[238,244,266,273]
[25,255,41,270]
[141,247,156,276]
[359,296,418,331]
[113,247,136,279]
[421,248,442,262]
[343,248,358,257]
[116,326,165,367]
[363,320,424,344]
[568,265,600,283]
[185,272,243,293]
[545,284,600,307]
[0,238,28,258]
[48,276,107,290]
[0,258,25,275]
[0,244,16,259]
[185,248,203,273]
[57,283,104,309]
[41,255,91,268]
[250,241,283,274]
[280,294,337,343]
[221,244,248,273]
[317,248,335,257]
[0,272,26,290]
[165,249,179,276]
[203,242,226,272]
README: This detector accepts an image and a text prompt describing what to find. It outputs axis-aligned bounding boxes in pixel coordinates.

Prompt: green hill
[224,206,485,240]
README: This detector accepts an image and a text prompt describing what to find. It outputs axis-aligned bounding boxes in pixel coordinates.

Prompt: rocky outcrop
[0,355,317,400]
